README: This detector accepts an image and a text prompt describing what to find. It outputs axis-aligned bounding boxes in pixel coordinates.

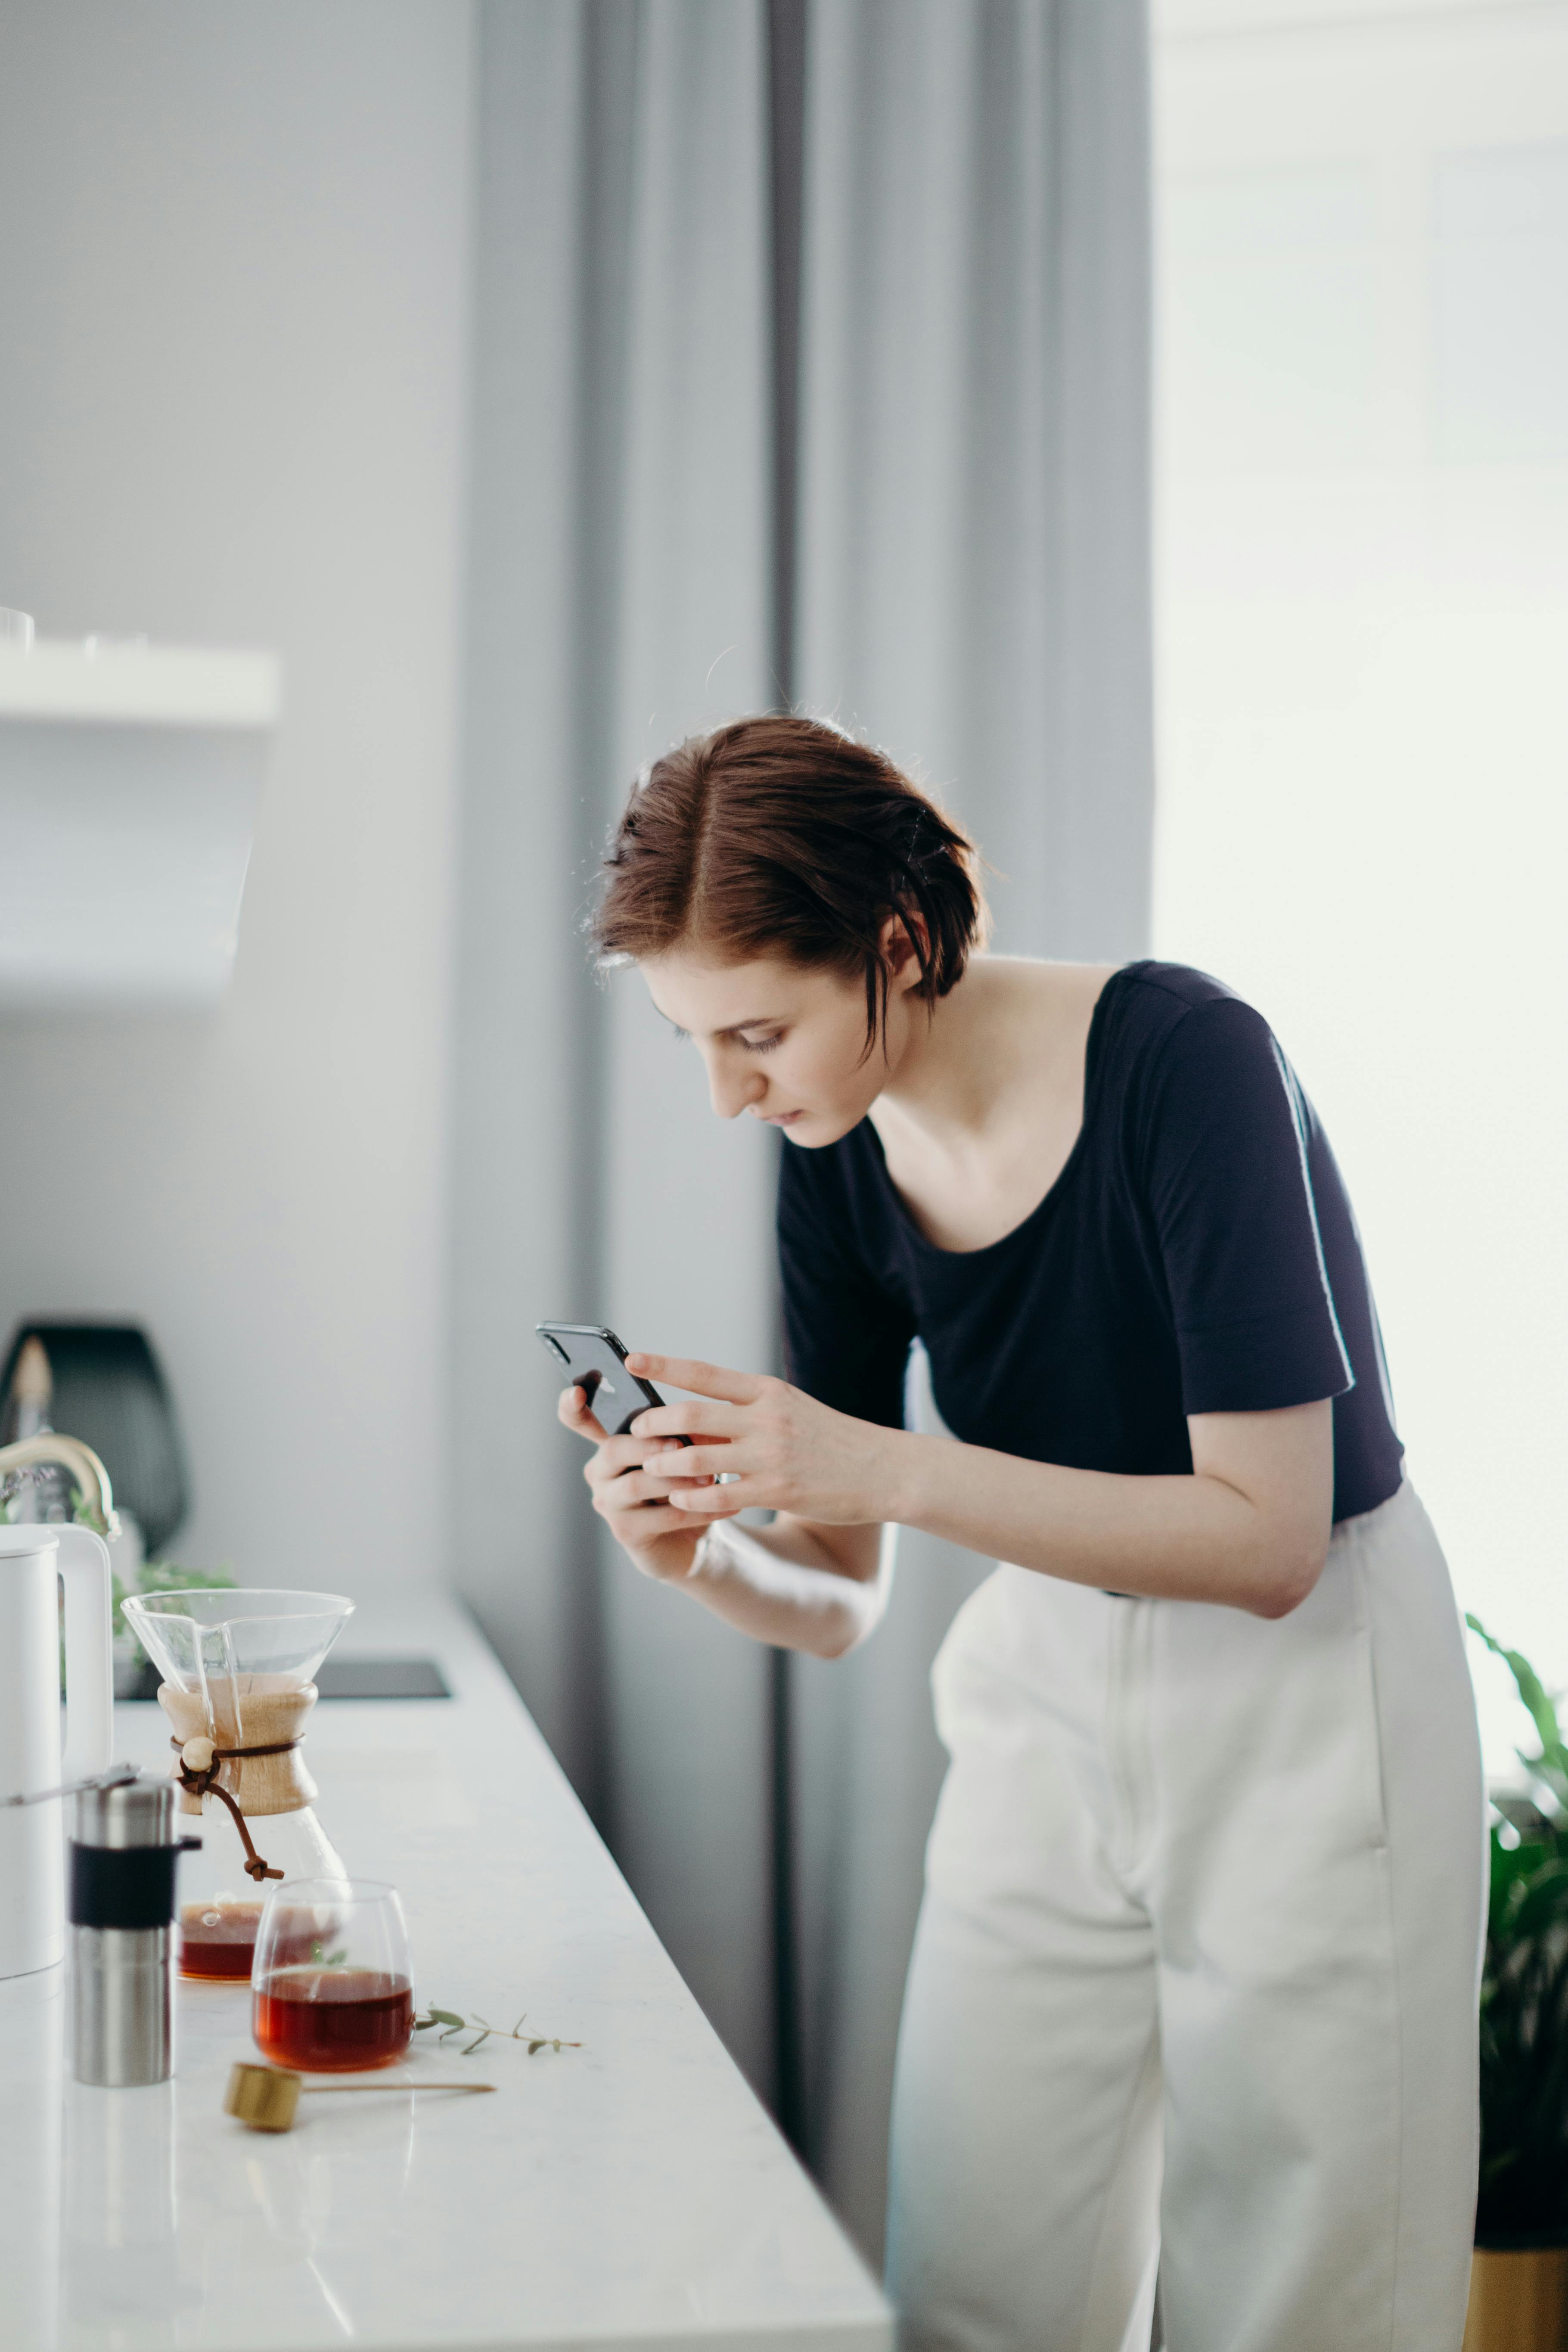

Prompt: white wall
[0,4,474,1591]
[1152,0,1568,1775]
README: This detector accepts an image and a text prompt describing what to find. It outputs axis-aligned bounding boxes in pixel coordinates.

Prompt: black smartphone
[535,1323,691,1443]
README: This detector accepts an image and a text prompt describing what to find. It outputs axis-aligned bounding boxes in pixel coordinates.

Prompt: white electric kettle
[0,1521,113,1979]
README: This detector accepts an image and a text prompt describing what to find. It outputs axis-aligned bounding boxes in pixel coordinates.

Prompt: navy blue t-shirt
[777,961,1403,1526]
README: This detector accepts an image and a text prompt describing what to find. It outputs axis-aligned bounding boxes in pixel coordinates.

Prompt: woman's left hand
[625,1354,895,1526]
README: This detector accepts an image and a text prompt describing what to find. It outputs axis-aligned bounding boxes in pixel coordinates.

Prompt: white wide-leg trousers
[885,1480,1486,2352]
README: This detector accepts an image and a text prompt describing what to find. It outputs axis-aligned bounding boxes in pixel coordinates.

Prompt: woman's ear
[880,911,930,991]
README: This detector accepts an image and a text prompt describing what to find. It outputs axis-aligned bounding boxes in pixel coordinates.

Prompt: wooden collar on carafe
[157,1682,322,1884]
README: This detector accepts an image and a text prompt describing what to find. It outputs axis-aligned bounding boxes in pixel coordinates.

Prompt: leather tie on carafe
[156,1683,321,1884]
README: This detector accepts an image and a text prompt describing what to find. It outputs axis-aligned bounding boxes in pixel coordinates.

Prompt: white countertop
[0,1592,891,2352]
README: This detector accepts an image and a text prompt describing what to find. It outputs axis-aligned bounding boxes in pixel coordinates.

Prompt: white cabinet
[0,637,279,1006]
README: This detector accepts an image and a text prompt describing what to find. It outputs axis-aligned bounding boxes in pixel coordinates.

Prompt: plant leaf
[1470,1615,1568,1797]
[1467,1616,1568,2243]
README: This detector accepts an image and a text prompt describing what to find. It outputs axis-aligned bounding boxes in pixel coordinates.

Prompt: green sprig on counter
[413,2007,581,2059]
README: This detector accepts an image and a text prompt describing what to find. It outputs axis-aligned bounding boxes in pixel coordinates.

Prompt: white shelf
[0,637,280,1007]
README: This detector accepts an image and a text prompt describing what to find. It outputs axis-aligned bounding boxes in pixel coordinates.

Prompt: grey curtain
[787,0,1152,2255]
[454,0,1151,2262]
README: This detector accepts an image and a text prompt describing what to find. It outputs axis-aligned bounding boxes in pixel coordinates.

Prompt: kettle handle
[57,1527,113,1785]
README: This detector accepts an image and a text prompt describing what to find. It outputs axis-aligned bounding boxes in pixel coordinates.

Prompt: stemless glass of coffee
[252,1880,414,2071]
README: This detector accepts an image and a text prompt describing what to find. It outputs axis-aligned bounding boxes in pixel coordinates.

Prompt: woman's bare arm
[626,1354,1335,1622]
[556,1380,886,1658]
[684,1514,890,1656]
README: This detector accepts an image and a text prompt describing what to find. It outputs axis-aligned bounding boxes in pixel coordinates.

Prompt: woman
[560,715,1484,2352]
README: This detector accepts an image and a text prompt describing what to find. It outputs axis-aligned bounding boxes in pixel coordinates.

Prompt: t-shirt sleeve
[777,1143,916,1430]
[1139,997,1353,1416]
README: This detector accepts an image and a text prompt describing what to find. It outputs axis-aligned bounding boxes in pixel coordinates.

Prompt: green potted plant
[111,1554,236,1696]
[1465,1616,1568,2351]
[2,1470,236,1701]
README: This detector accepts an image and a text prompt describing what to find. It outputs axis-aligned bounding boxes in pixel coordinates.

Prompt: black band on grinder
[69,1844,180,1932]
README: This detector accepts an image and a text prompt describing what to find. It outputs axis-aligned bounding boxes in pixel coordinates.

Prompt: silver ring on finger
[714,1471,742,1487]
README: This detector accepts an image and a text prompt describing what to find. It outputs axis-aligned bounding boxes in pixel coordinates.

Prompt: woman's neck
[872,957,1108,1153]
[863,956,1119,1252]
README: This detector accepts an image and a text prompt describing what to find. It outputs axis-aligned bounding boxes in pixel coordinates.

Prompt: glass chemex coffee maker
[122,1589,353,1983]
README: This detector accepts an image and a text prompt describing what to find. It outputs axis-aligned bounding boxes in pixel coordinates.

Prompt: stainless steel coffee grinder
[70,1776,191,2087]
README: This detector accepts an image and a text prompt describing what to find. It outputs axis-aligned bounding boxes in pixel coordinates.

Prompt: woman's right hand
[556,1384,738,1583]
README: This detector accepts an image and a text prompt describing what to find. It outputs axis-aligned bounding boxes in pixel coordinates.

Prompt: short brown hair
[593,715,987,1050]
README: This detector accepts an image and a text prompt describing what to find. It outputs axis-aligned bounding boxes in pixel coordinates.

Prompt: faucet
[0,1435,119,1539]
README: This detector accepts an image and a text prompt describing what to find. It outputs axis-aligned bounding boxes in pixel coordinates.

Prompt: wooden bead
[180,1736,216,1774]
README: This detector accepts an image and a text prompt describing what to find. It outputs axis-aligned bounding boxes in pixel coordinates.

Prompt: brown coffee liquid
[253,1968,415,2071]
[180,1901,265,1980]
